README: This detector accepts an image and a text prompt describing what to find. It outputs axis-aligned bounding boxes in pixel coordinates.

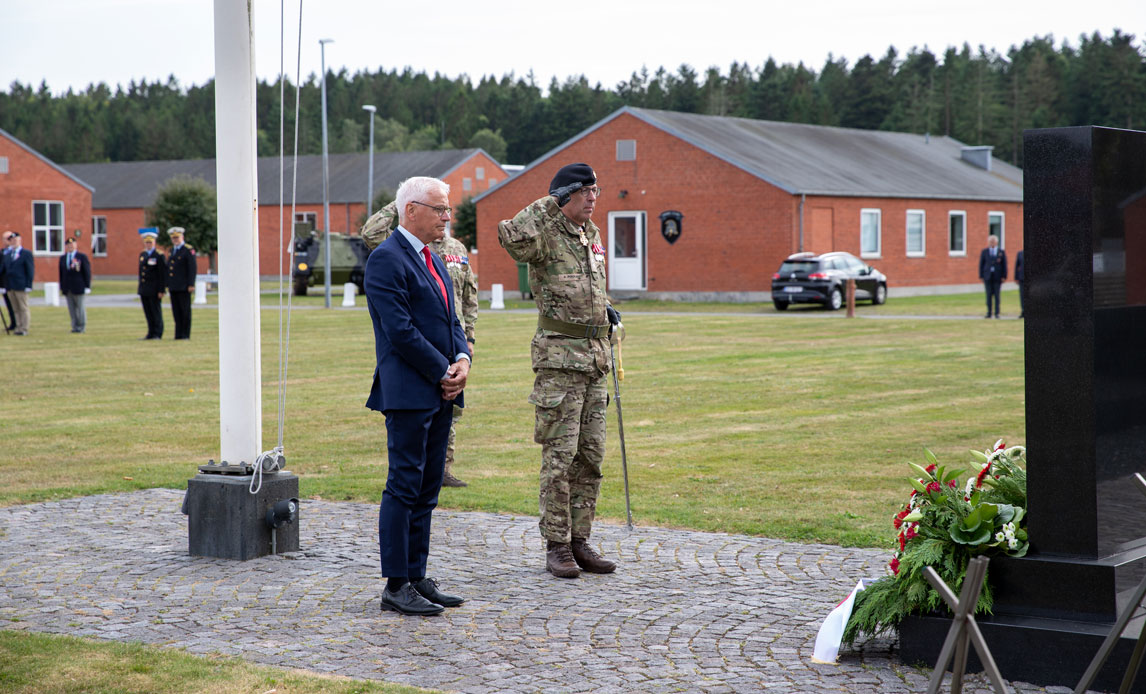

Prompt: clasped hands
[440,358,469,400]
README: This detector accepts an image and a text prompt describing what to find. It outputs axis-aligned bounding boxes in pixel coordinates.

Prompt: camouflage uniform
[362,202,478,479]
[498,196,611,544]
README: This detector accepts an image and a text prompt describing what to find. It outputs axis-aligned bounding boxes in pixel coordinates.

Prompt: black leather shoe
[380,583,444,616]
[413,578,464,607]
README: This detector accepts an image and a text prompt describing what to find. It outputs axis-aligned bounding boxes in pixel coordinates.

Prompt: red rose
[889,557,900,575]
[927,481,941,493]
[948,480,957,489]
[925,464,937,474]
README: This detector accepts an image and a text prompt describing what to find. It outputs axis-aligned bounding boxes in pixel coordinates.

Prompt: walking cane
[609,328,633,530]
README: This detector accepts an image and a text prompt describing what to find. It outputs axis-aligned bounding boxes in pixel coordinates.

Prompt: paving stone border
[0,490,1084,693]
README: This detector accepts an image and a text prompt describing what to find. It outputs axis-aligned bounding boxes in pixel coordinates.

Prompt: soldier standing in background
[166,227,197,340]
[498,162,622,579]
[58,236,92,333]
[138,229,166,340]
[362,201,478,487]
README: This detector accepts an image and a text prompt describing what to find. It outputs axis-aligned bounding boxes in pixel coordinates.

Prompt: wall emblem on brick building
[659,210,683,245]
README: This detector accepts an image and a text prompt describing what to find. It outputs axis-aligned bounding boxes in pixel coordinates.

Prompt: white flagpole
[213,0,262,466]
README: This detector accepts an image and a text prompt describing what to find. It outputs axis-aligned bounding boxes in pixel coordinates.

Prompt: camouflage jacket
[498,195,610,375]
[361,201,477,342]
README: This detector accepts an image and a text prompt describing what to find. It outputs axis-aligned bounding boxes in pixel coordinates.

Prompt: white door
[608,211,646,290]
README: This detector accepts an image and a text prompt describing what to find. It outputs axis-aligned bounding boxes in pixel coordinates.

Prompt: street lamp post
[363,104,376,216]
[319,38,334,308]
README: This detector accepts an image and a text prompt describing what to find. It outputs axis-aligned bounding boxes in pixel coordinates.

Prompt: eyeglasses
[411,200,453,218]
[577,186,602,198]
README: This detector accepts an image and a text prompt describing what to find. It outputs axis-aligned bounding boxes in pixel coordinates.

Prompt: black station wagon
[771,251,888,311]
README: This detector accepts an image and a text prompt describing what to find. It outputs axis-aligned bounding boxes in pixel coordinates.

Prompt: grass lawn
[1,298,1024,548]
[0,631,432,694]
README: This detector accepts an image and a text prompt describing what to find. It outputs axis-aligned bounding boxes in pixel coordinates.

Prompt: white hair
[396,177,450,223]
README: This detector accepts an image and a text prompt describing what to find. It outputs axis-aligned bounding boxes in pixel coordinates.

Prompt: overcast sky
[1,0,1141,95]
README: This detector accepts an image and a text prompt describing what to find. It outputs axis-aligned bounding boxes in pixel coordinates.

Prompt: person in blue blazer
[365,176,471,616]
[58,236,92,333]
[2,231,34,335]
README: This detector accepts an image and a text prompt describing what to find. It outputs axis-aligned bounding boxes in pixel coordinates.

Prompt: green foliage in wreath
[842,441,1027,645]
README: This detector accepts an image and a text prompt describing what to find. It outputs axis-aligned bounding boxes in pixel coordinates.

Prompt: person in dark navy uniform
[138,228,166,340]
[165,227,197,340]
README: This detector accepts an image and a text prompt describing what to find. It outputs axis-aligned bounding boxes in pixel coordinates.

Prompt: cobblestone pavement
[0,490,1081,693]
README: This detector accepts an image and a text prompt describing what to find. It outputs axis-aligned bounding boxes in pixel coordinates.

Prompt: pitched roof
[475,106,1022,203]
[0,127,95,193]
[62,149,490,209]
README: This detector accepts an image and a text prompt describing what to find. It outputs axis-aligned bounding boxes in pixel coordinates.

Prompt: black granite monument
[901,126,1146,691]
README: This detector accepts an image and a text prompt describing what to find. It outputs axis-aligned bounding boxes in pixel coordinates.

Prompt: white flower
[995,531,1006,542]
[1007,538,1019,550]
[1004,522,1016,533]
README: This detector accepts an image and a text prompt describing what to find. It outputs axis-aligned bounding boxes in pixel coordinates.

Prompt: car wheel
[773,300,789,311]
[827,287,843,310]
[293,276,308,296]
[873,283,887,305]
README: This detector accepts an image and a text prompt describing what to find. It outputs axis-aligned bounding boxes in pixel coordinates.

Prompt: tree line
[2,30,1142,170]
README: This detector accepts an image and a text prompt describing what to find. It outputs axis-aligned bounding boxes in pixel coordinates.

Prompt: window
[92,216,108,257]
[860,209,881,258]
[906,210,925,257]
[949,211,967,256]
[475,167,485,180]
[33,201,65,254]
[294,211,317,228]
[462,177,472,192]
[0,156,8,174]
[488,177,498,188]
[616,139,636,161]
[988,212,1005,249]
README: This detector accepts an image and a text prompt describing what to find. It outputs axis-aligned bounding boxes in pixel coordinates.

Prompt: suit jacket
[365,230,468,412]
[59,252,92,294]
[138,250,167,296]
[166,245,197,292]
[2,248,34,290]
[1015,250,1024,283]
[979,247,1007,282]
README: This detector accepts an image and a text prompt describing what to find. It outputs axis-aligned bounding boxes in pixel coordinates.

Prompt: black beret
[549,163,596,194]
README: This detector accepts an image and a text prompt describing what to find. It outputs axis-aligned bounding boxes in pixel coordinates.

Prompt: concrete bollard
[490,283,505,310]
[194,278,208,304]
[342,283,357,307]
[43,282,60,306]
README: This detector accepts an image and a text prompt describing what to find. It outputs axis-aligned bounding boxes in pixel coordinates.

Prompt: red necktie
[422,247,449,312]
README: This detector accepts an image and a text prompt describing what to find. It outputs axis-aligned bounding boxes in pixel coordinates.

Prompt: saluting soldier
[498,163,622,579]
[166,227,197,340]
[137,228,166,340]
[362,201,478,487]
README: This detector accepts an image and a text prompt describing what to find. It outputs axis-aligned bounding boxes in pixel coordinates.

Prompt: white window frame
[860,208,881,259]
[294,211,317,227]
[462,177,472,192]
[616,139,636,161]
[905,209,926,257]
[32,200,65,255]
[988,211,1005,250]
[92,215,108,257]
[475,167,485,180]
[948,211,967,256]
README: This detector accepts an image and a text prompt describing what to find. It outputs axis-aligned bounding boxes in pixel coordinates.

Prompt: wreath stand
[923,556,1009,694]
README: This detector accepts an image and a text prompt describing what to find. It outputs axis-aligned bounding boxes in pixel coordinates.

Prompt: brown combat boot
[571,538,617,574]
[546,541,580,578]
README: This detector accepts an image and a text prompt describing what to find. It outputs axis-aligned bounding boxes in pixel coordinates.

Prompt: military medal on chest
[578,226,589,246]
[591,243,605,265]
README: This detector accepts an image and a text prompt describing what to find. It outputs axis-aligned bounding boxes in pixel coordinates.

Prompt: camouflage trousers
[529,368,608,544]
[444,404,463,477]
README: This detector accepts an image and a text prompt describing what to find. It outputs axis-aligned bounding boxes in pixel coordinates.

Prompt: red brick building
[0,127,94,281]
[474,107,1024,299]
[62,149,505,278]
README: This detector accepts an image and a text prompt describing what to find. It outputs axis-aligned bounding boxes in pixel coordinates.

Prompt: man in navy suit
[58,237,92,333]
[365,176,471,616]
[979,235,1007,318]
[2,231,34,335]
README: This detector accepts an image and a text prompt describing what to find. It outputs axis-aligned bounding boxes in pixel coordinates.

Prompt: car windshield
[778,261,819,274]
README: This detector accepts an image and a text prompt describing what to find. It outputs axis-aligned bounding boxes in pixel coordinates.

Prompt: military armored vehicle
[292,224,370,296]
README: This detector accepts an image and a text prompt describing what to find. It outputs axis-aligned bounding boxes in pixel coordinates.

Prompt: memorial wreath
[842,440,1028,645]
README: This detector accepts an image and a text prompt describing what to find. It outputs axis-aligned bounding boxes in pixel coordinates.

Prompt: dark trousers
[170,290,192,339]
[984,279,1002,316]
[378,400,453,579]
[141,295,164,338]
